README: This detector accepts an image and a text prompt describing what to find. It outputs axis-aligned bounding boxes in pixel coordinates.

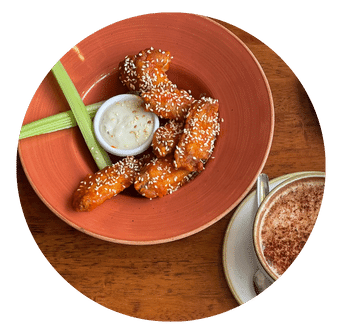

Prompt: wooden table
[16,18,325,321]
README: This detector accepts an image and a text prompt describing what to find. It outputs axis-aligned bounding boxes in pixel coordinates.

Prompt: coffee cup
[253,172,325,282]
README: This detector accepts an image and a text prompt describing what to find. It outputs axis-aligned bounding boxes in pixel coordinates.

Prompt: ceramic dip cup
[253,171,325,282]
[93,94,159,157]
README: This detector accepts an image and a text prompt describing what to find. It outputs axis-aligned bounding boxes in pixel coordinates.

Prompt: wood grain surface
[16,18,325,321]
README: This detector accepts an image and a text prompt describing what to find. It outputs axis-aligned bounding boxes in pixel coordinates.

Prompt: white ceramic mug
[253,171,325,282]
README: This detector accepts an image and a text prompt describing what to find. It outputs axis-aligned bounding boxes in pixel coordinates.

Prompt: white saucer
[222,172,310,304]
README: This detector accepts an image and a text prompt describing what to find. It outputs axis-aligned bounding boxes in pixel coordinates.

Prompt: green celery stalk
[51,61,112,169]
[19,101,104,139]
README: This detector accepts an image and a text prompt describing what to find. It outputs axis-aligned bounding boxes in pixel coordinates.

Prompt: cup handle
[257,173,270,207]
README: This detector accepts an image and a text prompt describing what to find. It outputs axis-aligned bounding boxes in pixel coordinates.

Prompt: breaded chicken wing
[118,47,172,93]
[174,97,220,172]
[134,155,193,199]
[152,120,184,158]
[72,156,139,212]
[142,85,194,121]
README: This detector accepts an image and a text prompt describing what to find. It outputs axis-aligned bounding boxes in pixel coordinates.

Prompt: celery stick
[19,101,104,139]
[51,61,112,169]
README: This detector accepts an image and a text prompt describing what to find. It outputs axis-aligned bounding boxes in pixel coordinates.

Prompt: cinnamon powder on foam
[260,179,324,276]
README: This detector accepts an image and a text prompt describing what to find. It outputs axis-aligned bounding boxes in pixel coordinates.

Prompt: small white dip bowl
[93,94,159,157]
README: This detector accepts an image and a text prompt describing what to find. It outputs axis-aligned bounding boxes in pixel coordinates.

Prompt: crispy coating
[142,85,194,121]
[118,47,172,93]
[152,120,184,158]
[174,97,220,172]
[134,155,192,199]
[135,47,171,72]
[72,157,139,212]
[119,47,194,121]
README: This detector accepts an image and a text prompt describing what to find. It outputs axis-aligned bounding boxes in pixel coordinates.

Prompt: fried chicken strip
[134,155,192,199]
[142,85,194,121]
[72,156,139,212]
[119,47,194,121]
[118,47,172,93]
[174,97,220,172]
[152,120,184,158]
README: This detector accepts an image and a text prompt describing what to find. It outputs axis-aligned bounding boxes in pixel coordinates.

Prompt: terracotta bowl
[18,13,274,244]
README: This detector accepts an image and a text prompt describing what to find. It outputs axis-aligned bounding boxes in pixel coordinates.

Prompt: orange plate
[18,13,274,244]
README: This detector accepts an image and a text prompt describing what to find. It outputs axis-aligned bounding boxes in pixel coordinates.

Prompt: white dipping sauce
[99,99,154,150]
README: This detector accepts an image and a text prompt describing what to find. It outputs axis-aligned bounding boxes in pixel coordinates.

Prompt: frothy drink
[259,177,324,277]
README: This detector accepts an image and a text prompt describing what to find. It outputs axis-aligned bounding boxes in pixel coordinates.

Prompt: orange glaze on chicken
[118,47,173,93]
[152,120,184,158]
[72,157,139,212]
[134,155,193,199]
[142,84,194,121]
[174,97,220,172]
